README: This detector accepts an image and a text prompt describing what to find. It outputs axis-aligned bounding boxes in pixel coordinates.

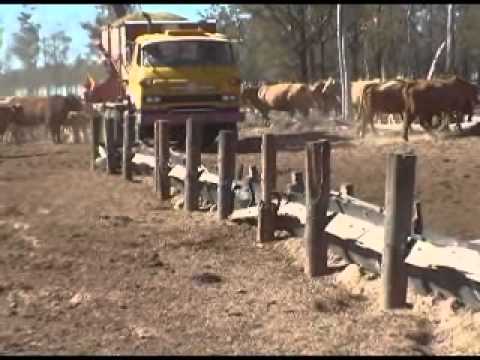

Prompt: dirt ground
[1,118,479,354]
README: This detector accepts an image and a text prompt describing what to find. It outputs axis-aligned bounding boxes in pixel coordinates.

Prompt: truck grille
[161,94,222,103]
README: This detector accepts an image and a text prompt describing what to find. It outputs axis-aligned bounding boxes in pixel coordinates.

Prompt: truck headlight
[144,96,162,104]
[221,95,238,102]
[140,78,154,87]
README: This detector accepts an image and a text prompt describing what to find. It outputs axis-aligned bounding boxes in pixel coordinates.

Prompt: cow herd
[1,74,478,145]
[0,95,92,145]
[241,75,480,141]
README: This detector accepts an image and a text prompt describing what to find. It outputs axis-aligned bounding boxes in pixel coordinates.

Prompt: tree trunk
[350,22,359,81]
[363,38,370,79]
[376,49,383,79]
[375,5,383,79]
[381,53,387,80]
[428,5,435,75]
[445,4,455,74]
[309,45,316,81]
[341,6,352,121]
[298,5,309,83]
[337,4,345,121]
[406,5,413,77]
[307,4,316,81]
[427,41,447,80]
[477,64,480,86]
[320,41,325,79]
[462,48,469,79]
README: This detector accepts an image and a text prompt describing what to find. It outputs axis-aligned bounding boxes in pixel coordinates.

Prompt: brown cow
[10,95,84,144]
[0,104,23,142]
[402,76,478,141]
[310,78,341,116]
[240,85,271,124]
[257,83,315,119]
[437,76,479,131]
[357,79,408,138]
[351,79,381,113]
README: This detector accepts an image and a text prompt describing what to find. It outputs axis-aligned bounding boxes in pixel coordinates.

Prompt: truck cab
[96,13,243,148]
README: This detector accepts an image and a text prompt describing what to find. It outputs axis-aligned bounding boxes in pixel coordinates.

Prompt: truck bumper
[139,108,244,127]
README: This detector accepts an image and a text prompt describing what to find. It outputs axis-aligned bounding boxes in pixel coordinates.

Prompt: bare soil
[0,119,479,354]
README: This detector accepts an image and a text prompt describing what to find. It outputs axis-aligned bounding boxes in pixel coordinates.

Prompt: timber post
[304,140,331,277]
[90,113,100,171]
[154,120,171,200]
[382,151,416,309]
[217,130,237,220]
[257,133,276,242]
[104,111,114,175]
[184,117,201,211]
[122,110,132,181]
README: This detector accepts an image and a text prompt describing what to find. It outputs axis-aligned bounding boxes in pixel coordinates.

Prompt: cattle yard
[1,108,480,354]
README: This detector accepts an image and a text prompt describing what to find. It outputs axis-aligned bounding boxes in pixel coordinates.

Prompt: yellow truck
[92,12,243,149]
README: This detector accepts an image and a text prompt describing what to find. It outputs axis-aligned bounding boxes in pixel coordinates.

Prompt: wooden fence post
[248,165,259,183]
[90,113,100,171]
[236,163,244,180]
[217,130,237,220]
[184,118,201,211]
[304,140,331,277]
[122,110,132,181]
[382,151,416,309]
[104,111,114,175]
[154,121,170,200]
[257,133,276,242]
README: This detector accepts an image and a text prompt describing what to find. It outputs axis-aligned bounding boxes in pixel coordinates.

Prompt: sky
[0,3,211,69]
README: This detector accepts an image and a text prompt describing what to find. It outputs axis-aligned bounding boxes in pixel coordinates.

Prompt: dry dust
[1,118,480,355]
[276,236,480,355]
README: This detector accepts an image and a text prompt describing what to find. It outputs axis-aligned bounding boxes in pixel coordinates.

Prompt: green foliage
[80,5,138,60]
[42,31,72,67]
[10,6,41,71]
[197,4,480,83]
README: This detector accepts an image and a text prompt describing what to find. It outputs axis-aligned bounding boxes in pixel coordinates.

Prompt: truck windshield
[142,40,234,67]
